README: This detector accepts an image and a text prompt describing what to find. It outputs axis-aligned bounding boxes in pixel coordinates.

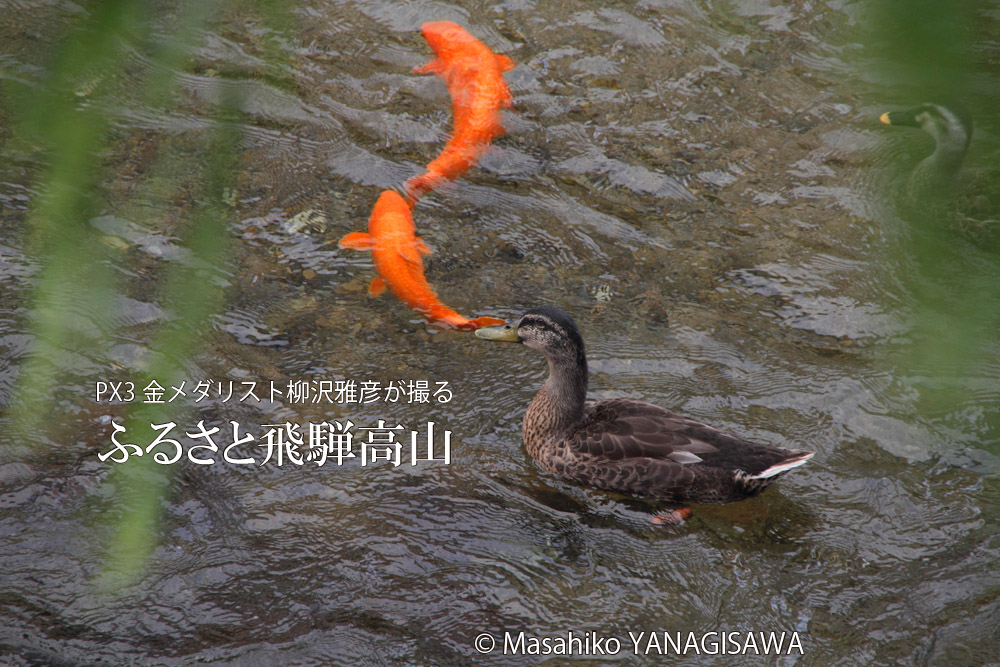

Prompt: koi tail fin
[404,172,442,206]
[461,316,507,331]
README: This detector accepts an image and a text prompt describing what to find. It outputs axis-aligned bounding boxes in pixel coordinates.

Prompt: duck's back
[536,398,813,504]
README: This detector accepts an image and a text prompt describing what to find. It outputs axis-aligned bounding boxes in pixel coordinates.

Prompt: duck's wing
[570,398,803,475]
[571,399,719,462]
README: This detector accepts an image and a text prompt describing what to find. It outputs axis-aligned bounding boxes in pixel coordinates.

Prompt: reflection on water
[1,0,998,664]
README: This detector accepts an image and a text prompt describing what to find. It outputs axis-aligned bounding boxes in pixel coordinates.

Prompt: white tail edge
[751,451,815,480]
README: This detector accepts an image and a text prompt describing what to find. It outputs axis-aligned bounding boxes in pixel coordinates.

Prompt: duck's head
[475,306,586,366]
[880,102,973,152]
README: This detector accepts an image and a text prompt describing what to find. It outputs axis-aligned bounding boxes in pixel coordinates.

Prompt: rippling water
[2,0,998,664]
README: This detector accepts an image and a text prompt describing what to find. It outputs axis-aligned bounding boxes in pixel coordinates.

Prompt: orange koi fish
[404,21,514,204]
[340,190,506,331]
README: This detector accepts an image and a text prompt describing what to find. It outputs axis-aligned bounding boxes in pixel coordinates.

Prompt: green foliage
[2,0,286,587]
[867,0,1000,448]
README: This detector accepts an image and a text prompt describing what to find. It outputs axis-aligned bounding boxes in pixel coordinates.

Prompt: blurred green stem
[3,0,261,587]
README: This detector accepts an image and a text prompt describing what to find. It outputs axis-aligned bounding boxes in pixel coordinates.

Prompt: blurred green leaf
[2,0,289,588]
[866,0,1000,449]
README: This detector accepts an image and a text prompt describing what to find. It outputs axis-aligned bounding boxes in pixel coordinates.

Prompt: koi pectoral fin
[496,55,515,72]
[413,59,445,75]
[414,237,433,255]
[339,232,374,250]
[495,80,514,109]
[368,276,387,297]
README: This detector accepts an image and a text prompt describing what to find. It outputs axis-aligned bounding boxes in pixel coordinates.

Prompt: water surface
[1,0,998,664]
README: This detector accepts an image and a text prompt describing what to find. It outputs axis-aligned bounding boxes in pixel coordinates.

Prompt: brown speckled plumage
[478,306,814,505]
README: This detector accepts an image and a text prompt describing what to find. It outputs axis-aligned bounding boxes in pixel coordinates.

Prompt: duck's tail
[750,450,815,480]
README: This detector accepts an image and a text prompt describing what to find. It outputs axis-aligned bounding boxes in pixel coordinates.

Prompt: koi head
[420,21,478,59]
[368,190,416,240]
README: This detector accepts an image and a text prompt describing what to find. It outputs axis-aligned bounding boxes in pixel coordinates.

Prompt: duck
[879,102,973,217]
[475,306,814,519]
[880,102,1000,249]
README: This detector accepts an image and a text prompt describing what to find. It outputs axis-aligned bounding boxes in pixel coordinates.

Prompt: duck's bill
[879,109,918,127]
[474,322,520,342]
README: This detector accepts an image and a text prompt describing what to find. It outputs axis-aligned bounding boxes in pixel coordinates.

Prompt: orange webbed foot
[651,508,692,526]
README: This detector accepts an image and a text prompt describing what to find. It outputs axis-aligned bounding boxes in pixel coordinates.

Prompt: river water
[1,0,998,664]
